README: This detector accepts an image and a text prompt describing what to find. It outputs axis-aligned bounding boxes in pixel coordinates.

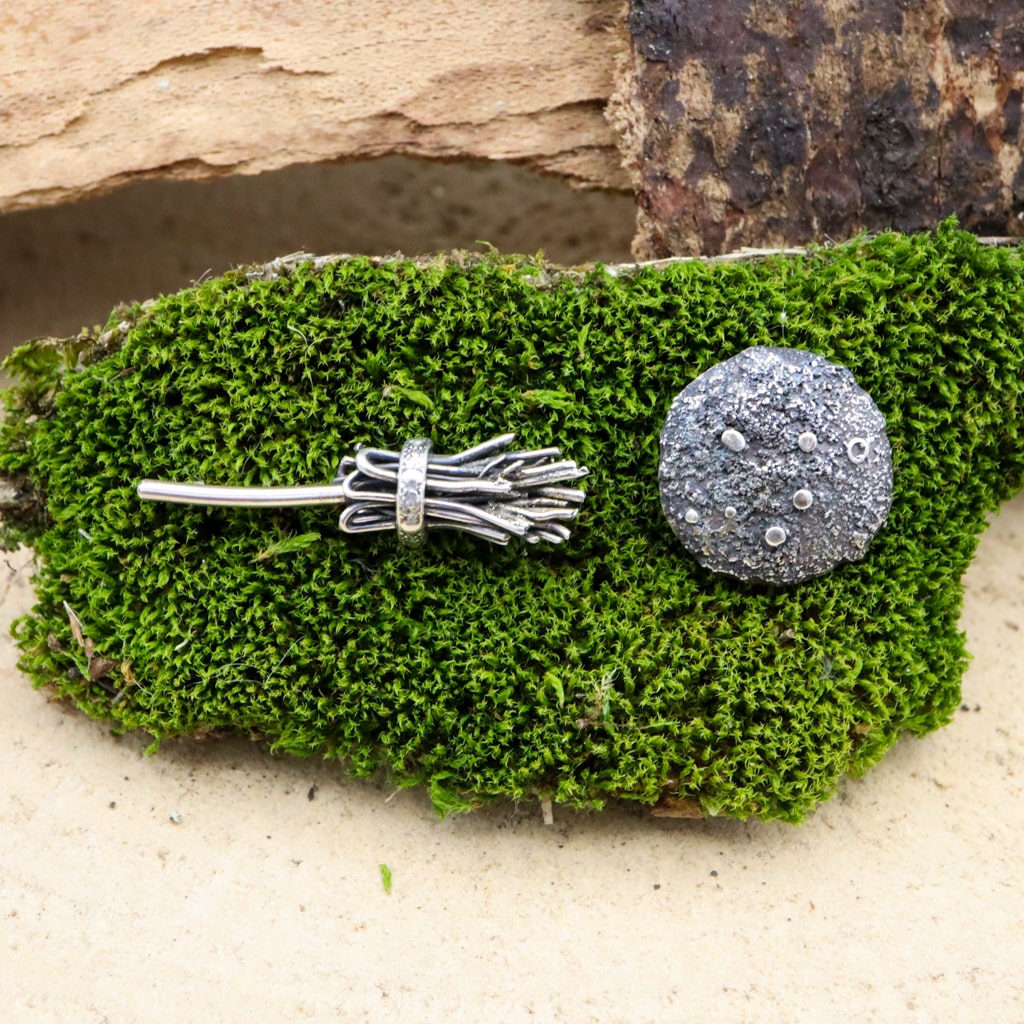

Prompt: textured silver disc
[659,346,893,584]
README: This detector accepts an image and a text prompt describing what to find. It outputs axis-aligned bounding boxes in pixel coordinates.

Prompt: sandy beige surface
[0,499,1021,1024]
[1,162,1023,1023]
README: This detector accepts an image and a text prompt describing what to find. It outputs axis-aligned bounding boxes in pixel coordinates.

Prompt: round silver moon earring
[658,345,893,585]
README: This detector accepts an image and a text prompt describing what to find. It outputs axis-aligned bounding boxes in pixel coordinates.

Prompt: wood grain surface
[0,0,630,212]
[4,2,1024,259]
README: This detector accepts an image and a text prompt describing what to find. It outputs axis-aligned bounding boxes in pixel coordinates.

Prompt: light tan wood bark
[0,0,630,213]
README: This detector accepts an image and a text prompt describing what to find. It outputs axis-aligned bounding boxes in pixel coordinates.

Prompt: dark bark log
[611,0,1024,257]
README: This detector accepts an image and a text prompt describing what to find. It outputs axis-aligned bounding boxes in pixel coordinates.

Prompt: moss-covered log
[2,224,1023,821]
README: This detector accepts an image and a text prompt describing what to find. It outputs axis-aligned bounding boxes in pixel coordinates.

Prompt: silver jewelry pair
[138,346,894,584]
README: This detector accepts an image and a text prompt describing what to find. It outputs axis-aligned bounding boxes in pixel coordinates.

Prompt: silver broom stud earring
[138,433,589,548]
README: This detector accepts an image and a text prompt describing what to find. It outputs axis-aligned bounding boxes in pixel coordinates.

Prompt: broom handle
[137,480,349,507]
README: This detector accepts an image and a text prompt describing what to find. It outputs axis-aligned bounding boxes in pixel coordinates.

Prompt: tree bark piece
[0,0,630,213]
[611,0,1024,257]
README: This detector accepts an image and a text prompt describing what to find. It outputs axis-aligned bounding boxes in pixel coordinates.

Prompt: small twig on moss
[63,600,86,650]
[62,601,118,682]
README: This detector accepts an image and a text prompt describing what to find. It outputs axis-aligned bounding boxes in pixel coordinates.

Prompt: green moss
[2,223,1023,822]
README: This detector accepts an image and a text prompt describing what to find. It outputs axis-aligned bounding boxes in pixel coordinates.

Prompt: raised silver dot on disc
[684,507,700,524]
[797,431,817,453]
[721,428,747,452]
[765,525,787,547]
[792,489,813,510]
[724,506,737,519]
